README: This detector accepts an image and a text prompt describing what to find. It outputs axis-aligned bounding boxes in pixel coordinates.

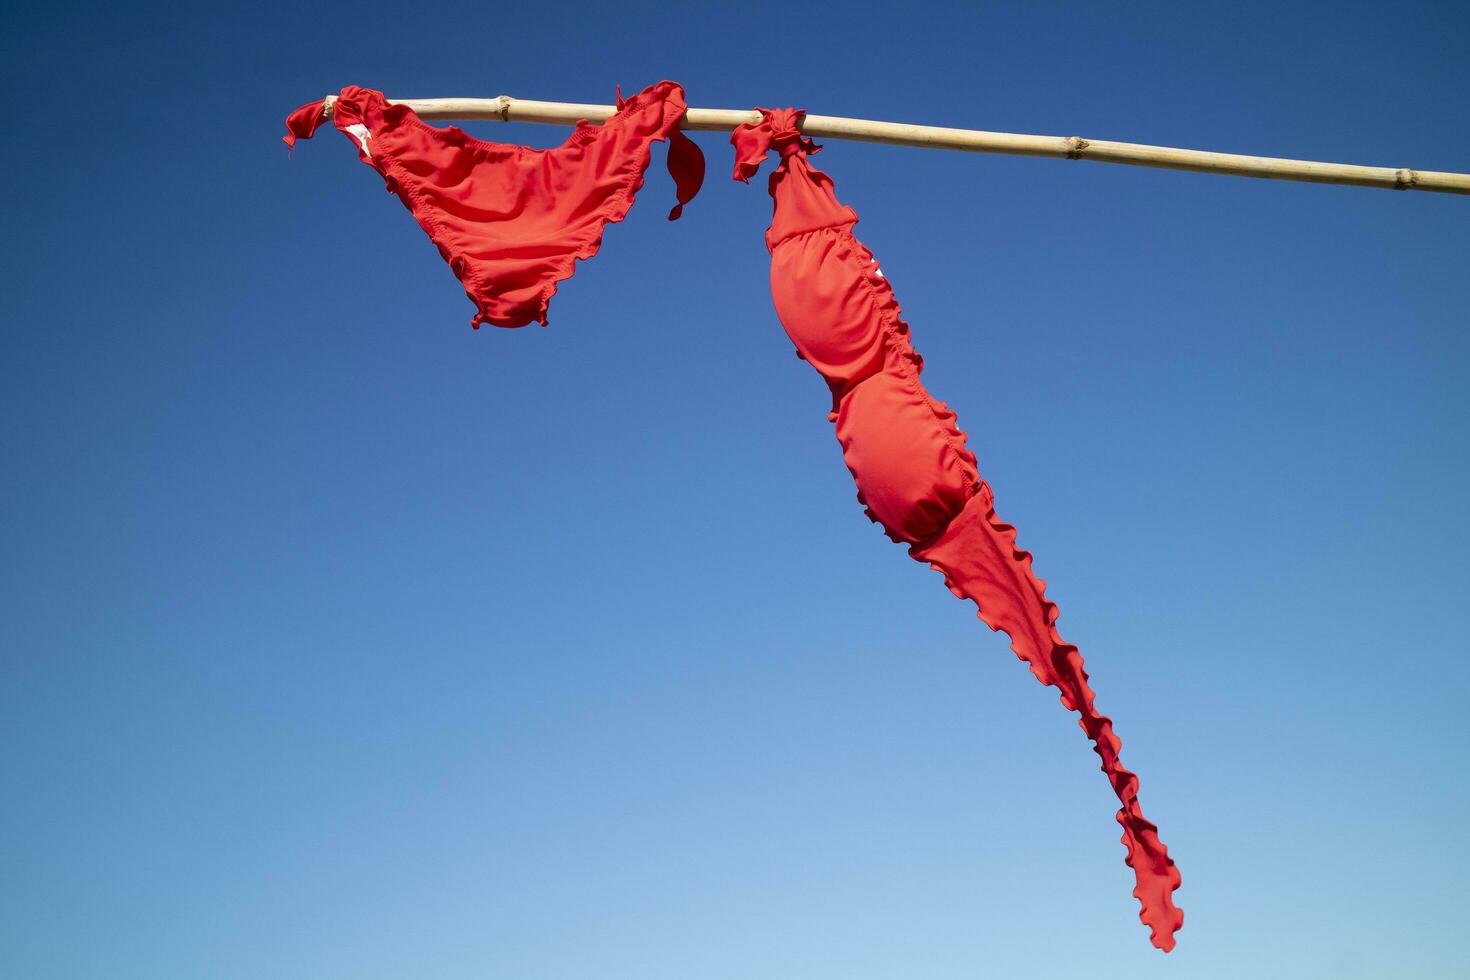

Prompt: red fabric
[284,82,704,328]
[733,108,1183,951]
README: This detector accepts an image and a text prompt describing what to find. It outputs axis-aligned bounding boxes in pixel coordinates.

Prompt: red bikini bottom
[284,81,704,329]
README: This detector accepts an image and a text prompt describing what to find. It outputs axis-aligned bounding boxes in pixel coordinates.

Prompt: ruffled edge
[910,490,1184,951]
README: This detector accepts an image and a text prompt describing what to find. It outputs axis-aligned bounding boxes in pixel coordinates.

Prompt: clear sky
[3,1,1468,977]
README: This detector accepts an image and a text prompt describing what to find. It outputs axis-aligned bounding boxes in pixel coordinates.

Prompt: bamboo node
[322,95,336,119]
[493,96,512,123]
[1066,136,1090,160]
[1394,168,1418,190]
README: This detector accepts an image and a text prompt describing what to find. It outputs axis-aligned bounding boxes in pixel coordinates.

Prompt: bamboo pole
[355,95,1470,196]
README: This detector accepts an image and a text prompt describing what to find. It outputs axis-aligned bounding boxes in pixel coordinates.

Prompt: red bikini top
[284,82,705,329]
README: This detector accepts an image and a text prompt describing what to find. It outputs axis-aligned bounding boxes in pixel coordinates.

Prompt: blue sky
[3,1,1468,977]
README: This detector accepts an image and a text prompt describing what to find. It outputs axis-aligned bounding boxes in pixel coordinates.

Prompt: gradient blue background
[3,1,1468,976]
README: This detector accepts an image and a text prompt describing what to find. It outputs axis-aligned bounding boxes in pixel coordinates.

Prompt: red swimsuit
[733,108,1183,951]
[282,87,1181,951]
[284,81,704,328]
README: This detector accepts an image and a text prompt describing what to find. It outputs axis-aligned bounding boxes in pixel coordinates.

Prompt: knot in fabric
[731,106,858,249]
[770,115,817,159]
[730,108,818,181]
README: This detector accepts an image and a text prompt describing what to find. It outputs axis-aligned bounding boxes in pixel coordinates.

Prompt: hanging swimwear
[732,108,1183,952]
[283,81,705,329]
